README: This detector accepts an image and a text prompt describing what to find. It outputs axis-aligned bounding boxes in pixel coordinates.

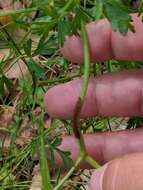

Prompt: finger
[112,14,143,61]
[61,14,143,63]
[56,128,143,167]
[89,153,143,190]
[61,18,113,63]
[61,35,84,64]
[88,164,108,190]
[44,70,143,119]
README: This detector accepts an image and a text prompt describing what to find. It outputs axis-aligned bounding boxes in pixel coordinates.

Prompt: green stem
[72,20,90,155]
[53,156,83,190]
[85,155,100,169]
[62,0,74,13]
[80,21,90,103]
[38,74,79,86]
[40,113,53,190]
[72,20,100,168]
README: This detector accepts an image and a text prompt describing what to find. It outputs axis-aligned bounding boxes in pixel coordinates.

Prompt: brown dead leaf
[16,126,34,146]
[0,105,15,128]
[0,49,9,59]
[0,106,14,152]
[0,1,23,9]
[30,175,42,190]
[6,60,29,79]
[0,49,29,79]
[110,117,129,131]
[30,164,42,190]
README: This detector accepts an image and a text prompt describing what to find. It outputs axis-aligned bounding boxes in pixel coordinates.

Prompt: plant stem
[72,20,90,154]
[85,155,100,169]
[53,156,83,190]
[72,20,90,146]
[38,74,79,86]
[72,20,100,168]
[40,113,53,190]
[80,21,91,103]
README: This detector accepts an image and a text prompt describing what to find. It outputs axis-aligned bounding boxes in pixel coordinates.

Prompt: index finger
[44,70,143,119]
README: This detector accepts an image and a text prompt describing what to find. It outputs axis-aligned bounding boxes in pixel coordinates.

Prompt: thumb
[88,153,143,190]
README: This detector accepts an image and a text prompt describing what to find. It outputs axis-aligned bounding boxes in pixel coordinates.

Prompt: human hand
[44,13,143,189]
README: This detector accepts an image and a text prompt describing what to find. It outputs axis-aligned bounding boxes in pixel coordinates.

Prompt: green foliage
[58,18,71,46]
[0,75,13,97]
[40,113,53,190]
[102,0,132,35]
[34,35,58,56]
[28,58,46,79]
[127,117,143,129]
[23,39,32,57]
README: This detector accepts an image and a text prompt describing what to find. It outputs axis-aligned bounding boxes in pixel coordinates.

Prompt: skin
[44,14,143,189]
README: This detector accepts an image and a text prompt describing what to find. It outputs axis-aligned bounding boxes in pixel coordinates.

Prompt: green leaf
[103,0,132,35]
[57,149,73,170]
[31,0,49,7]
[94,1,103,20]
[58,19,71,46]
[3,76,13,93]
[59,58,70,70]
[28,58,45,79]
[34,35,57,56]
[31,17,57,35]
[40,117,53,190]
[51,137,62,147]
[127,117,143,129]
[49,149,56,166]
[23,39,32,57]
[72,7,90,33]
[33,16,52,24]
[0,77,4,97]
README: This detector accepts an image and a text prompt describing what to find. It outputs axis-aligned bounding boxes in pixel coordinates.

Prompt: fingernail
[88,163,108,190]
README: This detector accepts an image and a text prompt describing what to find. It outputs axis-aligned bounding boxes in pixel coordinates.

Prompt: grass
[0,0,143,189]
